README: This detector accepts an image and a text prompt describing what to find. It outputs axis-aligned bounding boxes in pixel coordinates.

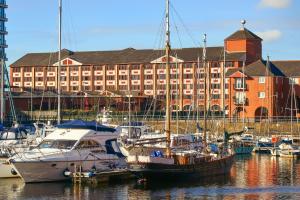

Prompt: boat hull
[129,155,234,180]
[12,158,123,183]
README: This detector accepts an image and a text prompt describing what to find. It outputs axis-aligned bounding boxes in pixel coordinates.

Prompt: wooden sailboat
[127,0,234,180]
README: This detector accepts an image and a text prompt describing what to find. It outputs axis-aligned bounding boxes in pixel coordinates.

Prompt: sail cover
[56,120,116,132]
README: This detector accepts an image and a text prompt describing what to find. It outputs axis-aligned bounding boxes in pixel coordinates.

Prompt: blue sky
[5,0,300,65]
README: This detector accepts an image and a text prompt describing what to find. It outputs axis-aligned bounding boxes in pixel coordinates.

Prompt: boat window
[75,140,102,149]
[130,128,141,138]
[38,140,77,150]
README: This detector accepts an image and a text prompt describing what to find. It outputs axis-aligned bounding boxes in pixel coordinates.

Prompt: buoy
[137,178,147,184]
[63,168,71,177]
[11,168,18,176]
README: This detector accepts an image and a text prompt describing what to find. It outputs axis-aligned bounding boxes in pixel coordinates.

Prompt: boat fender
[87,171,95,178]
[11,168,18,176]
[63,168,71,177]
[90,165,97,172]
[137,178,147,184]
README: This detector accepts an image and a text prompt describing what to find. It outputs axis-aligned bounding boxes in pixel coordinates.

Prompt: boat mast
[0,59,4,124]
[203,34,207,147]
[222,47,226,133]
[57,0,62,125]
[165,0,171,157]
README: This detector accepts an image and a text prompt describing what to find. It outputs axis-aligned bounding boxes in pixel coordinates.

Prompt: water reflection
[1,154,300,200]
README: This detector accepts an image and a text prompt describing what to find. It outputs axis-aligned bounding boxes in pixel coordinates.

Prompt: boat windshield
[38,140,77,150]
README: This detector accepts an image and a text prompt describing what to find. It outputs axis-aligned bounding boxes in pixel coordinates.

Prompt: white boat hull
[0,162,19,178]
[12,158,124,183]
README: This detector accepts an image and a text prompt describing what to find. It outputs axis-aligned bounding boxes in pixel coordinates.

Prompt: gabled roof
[225,28,262,41]
[272,61,300,77]
[226,59,285,77]
[10,47,246,67]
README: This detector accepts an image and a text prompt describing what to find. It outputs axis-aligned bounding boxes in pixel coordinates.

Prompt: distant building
[8,23,300,120]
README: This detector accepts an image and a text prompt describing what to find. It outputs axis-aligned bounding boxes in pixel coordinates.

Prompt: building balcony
[233,96,249,106]
[234,84,248,90]
[0,3,8,9]
[0,15,8,22]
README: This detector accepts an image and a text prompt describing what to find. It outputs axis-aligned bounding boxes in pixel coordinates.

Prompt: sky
[5,0,300,65]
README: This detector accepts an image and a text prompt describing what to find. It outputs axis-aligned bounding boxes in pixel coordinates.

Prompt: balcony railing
[233,96,249,106]
[234,84,248,90]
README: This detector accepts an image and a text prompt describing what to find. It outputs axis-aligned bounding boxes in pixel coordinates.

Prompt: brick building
[8,25,300,119]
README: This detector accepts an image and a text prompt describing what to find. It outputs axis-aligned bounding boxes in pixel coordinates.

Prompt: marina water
[1,154,300,199]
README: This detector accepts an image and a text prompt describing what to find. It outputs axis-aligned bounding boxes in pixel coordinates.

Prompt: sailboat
[126,0,234,180]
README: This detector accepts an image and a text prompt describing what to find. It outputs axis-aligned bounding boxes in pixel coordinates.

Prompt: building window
[119,65,127,70]
[211,84,220,89]
[24,77,32,82]
[83,76,90,81]
[82,66,90,71]
[144,64,152,69]
[225,62,234,68]
[131,64,140,70]
[235,92,246,104]
[211,73,220,78]
[47,77,55,81]
[211,62,220,68]
[289,78,298,85]
[131,75,140,80]
[197,84,204,89]
[95,76,103,80]
[35,77,43,81]
[95,86,103,91]
[258,92,265,98]
[13,77,21,82]
[70,76,79,81]
[119,75,127,80]
[106,85,115,90]
[119,85,127,91]
[61,76,67,81]
[131,85,140,91]
[145,75,153,80]
[183,95,192,99]
[106,65,115,70]
[94,66,103,71]
[211,94,220,99]
[157,74,166,80]
[183,74,193,79]
[183,63,193,68]
[144,85,153,90]
[70,66,78,71]
[12,68,21,72]
[61,67,67,71]
[235,78,246,89]
[71,86,79,91]
[23,67,31,72]
[259,77,265,84]
[35,67,44,72]
[107,75,115,80]
[82,86,91,91]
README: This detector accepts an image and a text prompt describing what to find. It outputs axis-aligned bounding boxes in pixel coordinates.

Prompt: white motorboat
[10,120,126,183]
[0,125,41,178]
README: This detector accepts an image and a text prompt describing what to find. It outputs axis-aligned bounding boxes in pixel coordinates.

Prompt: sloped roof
[226,59,300,77]
[225,28,262,41]
[272,61,300,77]
[226,59,282,77]
[10,47,246,67]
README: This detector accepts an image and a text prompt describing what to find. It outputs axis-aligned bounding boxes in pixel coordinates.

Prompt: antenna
[241,19,246,30]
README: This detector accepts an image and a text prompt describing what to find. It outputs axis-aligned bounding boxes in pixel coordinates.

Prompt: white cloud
[259,0,292,9]
[256,30,282,42]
